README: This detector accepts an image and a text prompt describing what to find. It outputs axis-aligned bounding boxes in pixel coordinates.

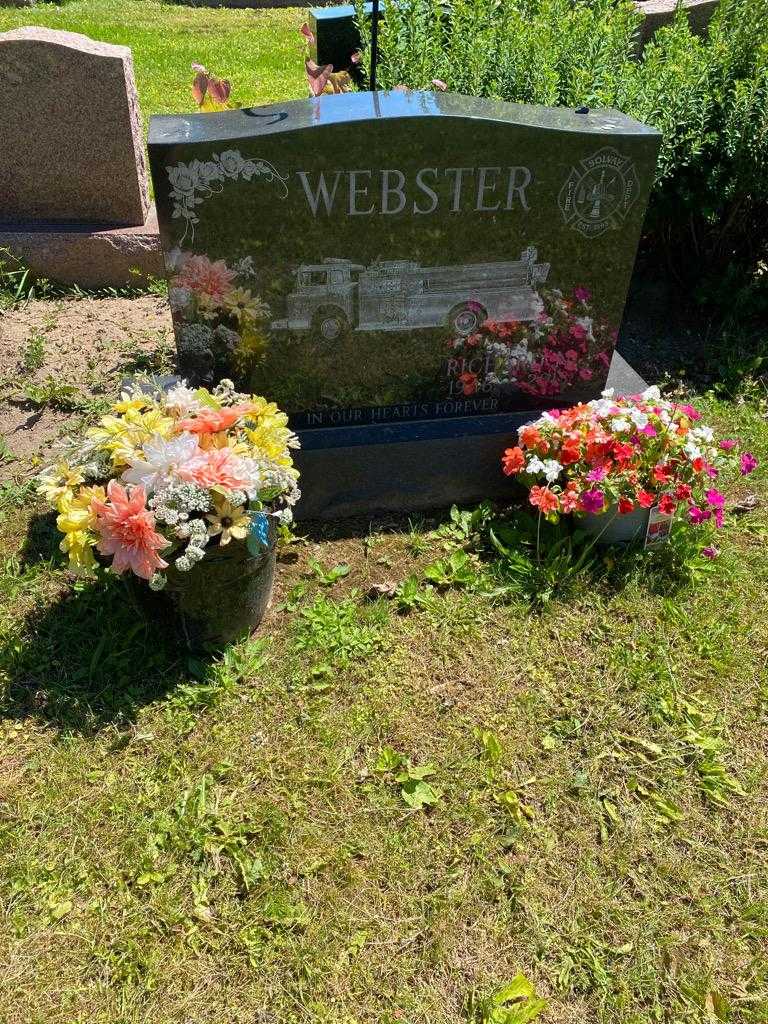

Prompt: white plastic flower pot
[577,503,651,545]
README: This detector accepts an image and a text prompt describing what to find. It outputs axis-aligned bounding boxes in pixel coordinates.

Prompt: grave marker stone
[0,27,148,224]
[148,90,659,516]
[0,27,162,287]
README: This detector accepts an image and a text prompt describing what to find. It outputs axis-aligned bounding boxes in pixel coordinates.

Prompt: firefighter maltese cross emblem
[558,147,640,238]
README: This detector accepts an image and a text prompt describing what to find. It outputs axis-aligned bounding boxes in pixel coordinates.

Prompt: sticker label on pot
[644,505,673,547]
[247,511,271,554]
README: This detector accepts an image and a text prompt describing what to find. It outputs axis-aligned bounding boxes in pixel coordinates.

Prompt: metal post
[370,0,380,91]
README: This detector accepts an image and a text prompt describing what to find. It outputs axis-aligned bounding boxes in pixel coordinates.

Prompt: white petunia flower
[692,425,714,442]
[541,459,563,483]
[684,441,703,461]
[526,455,547,476]
[642,385,661,401]
[630,409,649,429]
[575,316,594,340]
[610,417,631,433]
[121,432,200,494]
[601,388,615,399]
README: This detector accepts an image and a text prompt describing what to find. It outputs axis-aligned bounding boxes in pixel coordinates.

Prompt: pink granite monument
[0,27,162,287]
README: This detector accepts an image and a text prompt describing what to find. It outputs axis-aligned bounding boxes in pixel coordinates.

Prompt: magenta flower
[714,508,724,528]
[704,463,719,479]
[586,466,606,482]
[719,439,737,451]
[701,546,719,559]
[640,424,658,437]
[574,286,592,303]
[705,488,725,508]
[678,404,702,421]
[688,505,712,524]
[580,489,605,514]
[740,452,758,475]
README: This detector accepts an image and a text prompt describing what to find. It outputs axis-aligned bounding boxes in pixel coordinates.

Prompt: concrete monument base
[0,206,163,290]
[293,352,648,520]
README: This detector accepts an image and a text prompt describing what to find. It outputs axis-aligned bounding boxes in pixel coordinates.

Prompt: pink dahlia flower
[180,447,254,491]
[90,481,168,580]
[173,254,236,301]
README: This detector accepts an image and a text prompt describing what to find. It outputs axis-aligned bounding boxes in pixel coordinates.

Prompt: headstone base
[293,352,647,520]
[0,206,163,290]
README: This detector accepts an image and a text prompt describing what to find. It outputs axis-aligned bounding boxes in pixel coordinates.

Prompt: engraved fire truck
[271,247,550,340]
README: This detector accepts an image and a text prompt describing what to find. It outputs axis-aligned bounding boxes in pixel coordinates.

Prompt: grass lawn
[0,0,307,125]
[0,294,767,1022]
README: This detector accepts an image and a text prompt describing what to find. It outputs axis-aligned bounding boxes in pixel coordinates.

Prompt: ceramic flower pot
[148,517,278,650]
[578,503,651,545]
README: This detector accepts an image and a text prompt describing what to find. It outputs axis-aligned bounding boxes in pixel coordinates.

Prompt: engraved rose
[168,164,198,198]
[217,150,245,177]
[166,149,288,242]
[199,160,224,184]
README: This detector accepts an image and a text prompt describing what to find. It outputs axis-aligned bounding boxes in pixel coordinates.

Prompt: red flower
[658,494,676,516]
[560,483,581,513]
[637,490,655,508]
[618,497,635,514]
[652,463,672,484]
[612,442,635,463]
[529,485,560,515]
[560,437,582,465]
[502,446,526,475]
[674,483,692,501]
[458,372,478,396]
[519,425,545,451]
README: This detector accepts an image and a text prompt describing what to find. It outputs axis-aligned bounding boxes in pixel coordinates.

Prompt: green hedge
[358,0,768,305]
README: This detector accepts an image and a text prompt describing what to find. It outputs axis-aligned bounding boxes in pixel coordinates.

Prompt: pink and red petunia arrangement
[501,386,758,538]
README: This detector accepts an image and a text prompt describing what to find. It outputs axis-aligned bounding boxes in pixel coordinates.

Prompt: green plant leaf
[400,779,441,808]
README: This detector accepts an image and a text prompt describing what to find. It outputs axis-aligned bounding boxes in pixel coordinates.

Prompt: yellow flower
[223,288,270,324]
[205,496,250,546]
[88,409,174,467]
[38,463,85,505]
[59,530,97,572]
[56,487,104,572]
[111,391,153,414]
[56,485,105,522]
[244,422,295,466]
[196,292,222,321]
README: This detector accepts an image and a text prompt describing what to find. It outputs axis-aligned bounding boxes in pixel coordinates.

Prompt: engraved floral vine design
[167,149,289,244]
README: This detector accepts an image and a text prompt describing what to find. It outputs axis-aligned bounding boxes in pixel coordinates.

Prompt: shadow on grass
[3,514,195,735]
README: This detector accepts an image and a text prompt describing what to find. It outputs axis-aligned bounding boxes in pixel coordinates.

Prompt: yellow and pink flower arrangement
[38,379,300,588]
[502,386,758,552]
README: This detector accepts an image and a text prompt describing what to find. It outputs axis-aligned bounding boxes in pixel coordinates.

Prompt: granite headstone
[148,91,659,516]
[0,27,149,225]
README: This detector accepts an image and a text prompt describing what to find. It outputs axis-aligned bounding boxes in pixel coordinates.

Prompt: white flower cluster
[164,381,202,416]
[174,517,210,573]
[212,378,248,404]
[526,455,563,482]
[149,482,211,526]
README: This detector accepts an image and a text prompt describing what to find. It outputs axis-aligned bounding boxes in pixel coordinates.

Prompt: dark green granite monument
[148,91,660,517]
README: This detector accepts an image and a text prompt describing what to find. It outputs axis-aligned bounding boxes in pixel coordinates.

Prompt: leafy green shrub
[358,0,768,301]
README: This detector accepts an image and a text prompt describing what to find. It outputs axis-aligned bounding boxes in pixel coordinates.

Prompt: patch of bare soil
[0,296,174,480]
